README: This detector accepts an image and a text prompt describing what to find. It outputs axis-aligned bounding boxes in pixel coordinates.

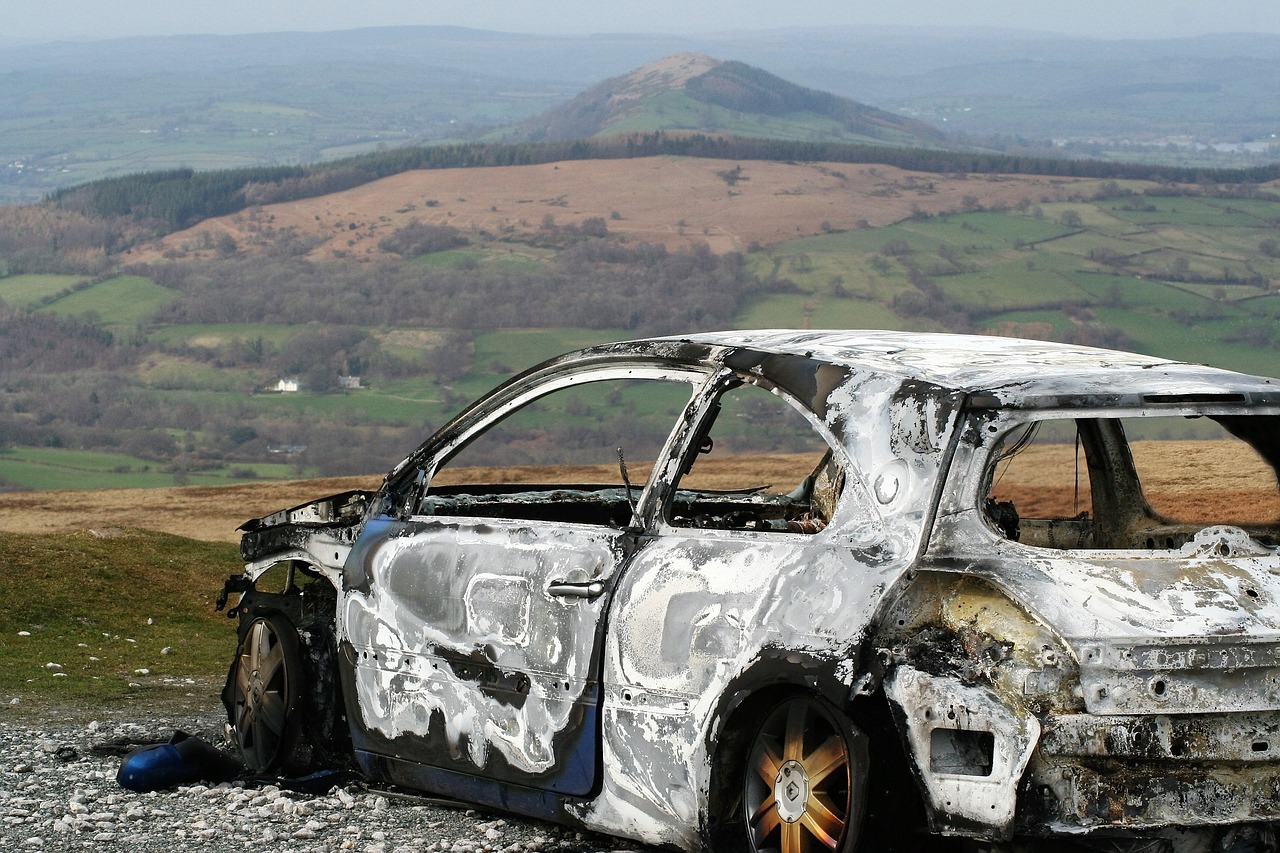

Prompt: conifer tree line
[51,134,1280,234]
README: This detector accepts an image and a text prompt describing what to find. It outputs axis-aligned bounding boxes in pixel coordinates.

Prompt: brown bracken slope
[0,443,1272,543]
[131,157,1103,262]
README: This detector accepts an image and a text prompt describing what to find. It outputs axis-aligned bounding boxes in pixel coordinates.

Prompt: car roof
[653,329,1280,404]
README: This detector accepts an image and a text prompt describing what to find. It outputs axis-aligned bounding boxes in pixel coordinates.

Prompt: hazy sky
[7,0,1280,43]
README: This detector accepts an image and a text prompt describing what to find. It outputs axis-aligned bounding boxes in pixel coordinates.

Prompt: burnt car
[220,330,1280,852]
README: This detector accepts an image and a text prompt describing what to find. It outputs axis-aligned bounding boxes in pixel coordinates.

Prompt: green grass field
[0,273,88,307]
[0,529,238,705]
[37,274,177,328]
[596,89,909,145]
[0,446,299,491]
[737,202,1280,378]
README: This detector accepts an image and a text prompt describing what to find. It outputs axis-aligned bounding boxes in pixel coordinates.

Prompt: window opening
[417,376,697,526]
[984,415,1280,550]
[666,377,842,534]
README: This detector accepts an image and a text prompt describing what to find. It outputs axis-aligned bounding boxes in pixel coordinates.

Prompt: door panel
[339,369,705,795]
[343,517,621,794]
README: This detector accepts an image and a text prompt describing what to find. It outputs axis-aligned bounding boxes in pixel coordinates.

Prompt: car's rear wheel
[228,613,308,774]
[742,695,867,853]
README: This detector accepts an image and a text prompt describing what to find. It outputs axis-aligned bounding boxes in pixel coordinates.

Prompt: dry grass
[991,439,1280,524]
[0,476,382,542]
[0,442,1271,542]
[0,455,821,542]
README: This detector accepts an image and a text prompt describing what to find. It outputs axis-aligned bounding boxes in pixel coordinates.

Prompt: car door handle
[547,580,605,599]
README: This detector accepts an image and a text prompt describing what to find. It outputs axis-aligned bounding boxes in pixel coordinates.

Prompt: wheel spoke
[801,797,846,849]
[805,734,849,787]
[248,621,271,668]
[249,722,272,769]
[751,796,782,840]
[755,739,783,785]
[260,689,288,733]
[260,637,286,683]
[783,702,806,762]
[235,654,253,693]
[781,821,802,853]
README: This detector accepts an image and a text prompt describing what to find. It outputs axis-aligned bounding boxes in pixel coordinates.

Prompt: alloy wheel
[744,696,856,853]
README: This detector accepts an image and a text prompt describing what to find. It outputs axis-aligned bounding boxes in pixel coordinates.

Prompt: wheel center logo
[246,669,264,710]
[774,759,809,823]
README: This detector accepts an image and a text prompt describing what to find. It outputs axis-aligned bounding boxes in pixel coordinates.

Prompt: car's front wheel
[227,613,310,774]
[741,695,868,853]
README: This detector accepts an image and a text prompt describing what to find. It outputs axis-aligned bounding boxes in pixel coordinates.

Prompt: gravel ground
[0,707,663,853]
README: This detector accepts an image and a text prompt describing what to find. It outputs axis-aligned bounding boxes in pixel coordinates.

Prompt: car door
[339,363,706,797]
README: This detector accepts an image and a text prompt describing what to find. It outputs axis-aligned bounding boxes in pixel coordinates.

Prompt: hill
[133,157,1072,261]
[3,101,1280,496]
[503,54,944,147]
[4,27,1280,205]
[3,152,1280,495]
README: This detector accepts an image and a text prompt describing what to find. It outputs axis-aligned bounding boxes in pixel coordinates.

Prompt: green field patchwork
[0,446,298,491]
[0,273,88,307]
[38,274,177,327]
[735,293,908,330]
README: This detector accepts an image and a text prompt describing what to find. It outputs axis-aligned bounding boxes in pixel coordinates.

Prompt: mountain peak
[504,53,943,147]
[617,53,722,94]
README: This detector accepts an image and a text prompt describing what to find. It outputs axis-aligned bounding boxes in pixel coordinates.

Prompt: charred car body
[221,330,1280,852]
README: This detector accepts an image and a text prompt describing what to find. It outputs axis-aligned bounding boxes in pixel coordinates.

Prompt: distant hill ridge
[508,53,945,146]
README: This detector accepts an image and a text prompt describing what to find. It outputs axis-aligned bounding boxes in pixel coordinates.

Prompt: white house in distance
[261,376,360,393]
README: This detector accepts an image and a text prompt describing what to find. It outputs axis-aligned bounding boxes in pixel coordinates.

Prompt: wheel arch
[700,646,869,849]
[700,651,935,852]
[222,560,353,774]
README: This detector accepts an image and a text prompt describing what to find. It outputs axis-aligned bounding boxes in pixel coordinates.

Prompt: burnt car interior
[412,375,693,527]
[411,372,842,534]
[984,414,1280,550]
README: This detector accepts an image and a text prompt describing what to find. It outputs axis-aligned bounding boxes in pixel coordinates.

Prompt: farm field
[0,446,300,491]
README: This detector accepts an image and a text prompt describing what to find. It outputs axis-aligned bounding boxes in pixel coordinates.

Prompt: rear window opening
[983,414,1280,550]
